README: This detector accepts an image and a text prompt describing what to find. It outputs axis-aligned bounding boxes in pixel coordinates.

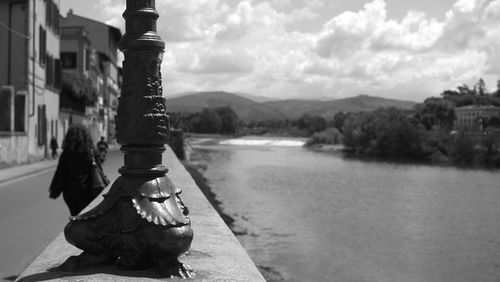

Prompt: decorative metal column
[60,0,193,278]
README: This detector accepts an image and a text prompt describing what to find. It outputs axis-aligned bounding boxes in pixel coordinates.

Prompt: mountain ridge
[166,91,287,122]
[166,91,417,121]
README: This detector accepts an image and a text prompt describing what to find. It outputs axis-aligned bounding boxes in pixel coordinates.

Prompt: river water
[188,136,500,282]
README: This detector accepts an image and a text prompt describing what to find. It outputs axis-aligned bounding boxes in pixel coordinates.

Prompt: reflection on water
[190,137,500,282]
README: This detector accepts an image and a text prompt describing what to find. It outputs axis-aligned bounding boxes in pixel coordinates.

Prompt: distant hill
[166,91,287,122]
[233,92,277,103]
[166,92,417,121]
[264,95,417,118]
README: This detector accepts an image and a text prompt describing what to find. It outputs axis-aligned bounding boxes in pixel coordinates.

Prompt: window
[45,54,53,87]
[85,49,90,71]
[53,2,60,34]
[45,55,61,90]
[37,105,47,146]
[61,52,77,69]
[39,26,46,66]
[45,0,60,35]
[54,59,61,88]
[0,87,14,131]
[45,0,50,27]
[14,94,26,132]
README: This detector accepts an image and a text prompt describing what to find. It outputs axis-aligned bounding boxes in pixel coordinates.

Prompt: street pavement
[0,149,122,281]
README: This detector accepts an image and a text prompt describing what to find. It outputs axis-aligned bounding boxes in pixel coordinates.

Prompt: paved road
[0,150,122,281]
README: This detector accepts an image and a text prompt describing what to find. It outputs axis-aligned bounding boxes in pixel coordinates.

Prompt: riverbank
[304,139,500,169]
[182,143,286,282]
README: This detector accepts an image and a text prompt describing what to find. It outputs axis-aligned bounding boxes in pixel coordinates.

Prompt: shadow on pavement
[16,263,181,282]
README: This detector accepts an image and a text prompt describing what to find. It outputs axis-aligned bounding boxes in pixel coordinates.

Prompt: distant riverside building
[0,0,62,165]
[454,105,500,132]
[61,10,122,144]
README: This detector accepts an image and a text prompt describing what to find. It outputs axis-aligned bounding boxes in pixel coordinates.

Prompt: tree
[297,114,326,135]
[495,79,500,97]
[192,108,222,133]
[441,89,460,105]
[450,131,475,166]
[414,98,455,130]
[332,111,349,132]
[305,128,343,146]
[341,113,363,152]
[341,108,422,158]
[61,72,97,106]
[474,78,487,96]
[458,84,474,96]
[489,115,500,128]
[215,106,239,135]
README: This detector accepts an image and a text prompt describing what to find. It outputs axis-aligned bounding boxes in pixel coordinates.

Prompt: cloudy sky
[59,0,500,102]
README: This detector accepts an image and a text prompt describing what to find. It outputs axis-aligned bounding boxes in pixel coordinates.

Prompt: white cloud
[178,48,256,74]
[94,0,500,102]
[308,0,500,100]
[453,0,479,13]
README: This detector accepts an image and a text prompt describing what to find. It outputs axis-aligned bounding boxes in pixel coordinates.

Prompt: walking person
[50,136,58,159]
[49,125,108,216]
[96,136,109,163]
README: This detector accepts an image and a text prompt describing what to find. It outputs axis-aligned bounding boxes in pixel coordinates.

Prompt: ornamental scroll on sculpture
[58,0,194,278]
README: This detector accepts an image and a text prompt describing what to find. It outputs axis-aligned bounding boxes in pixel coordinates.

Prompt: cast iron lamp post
[60,0,194,278]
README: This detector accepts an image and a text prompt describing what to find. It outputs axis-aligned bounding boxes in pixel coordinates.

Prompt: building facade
[455,105,500,132]
[0,0,62,165]
[59,25,108,142]
[61,10,122,144]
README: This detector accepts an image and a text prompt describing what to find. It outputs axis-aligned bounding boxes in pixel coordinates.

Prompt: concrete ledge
[17,146,265,281]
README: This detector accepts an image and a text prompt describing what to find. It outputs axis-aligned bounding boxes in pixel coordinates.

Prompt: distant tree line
[238,77,500,167]
[170,106,336,137]
[312,78,500,167]
[169,78,500,167]
[414,78,500,131]
[337,107,500,167]
[168,106,239,135]
[241,114,329,137]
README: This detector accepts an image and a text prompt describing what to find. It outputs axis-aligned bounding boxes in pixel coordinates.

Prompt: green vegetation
[240,114,328,137]
[305,128,343,147]
[307,78,500,168]
[169,78,500,168]
[60,72,98,114]
[61,72,97,106]
[168,106,239,135]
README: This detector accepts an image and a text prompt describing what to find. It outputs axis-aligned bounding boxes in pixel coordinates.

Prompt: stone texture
[16,146,265,282]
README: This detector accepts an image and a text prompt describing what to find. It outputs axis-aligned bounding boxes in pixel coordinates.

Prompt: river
[187,136,500,282]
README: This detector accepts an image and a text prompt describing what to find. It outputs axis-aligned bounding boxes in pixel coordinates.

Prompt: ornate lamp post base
[57,1,194,278]
[58,174,193,278]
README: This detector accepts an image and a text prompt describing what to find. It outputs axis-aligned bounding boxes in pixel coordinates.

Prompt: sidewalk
[0,158,58,185]
[0,145,121,185]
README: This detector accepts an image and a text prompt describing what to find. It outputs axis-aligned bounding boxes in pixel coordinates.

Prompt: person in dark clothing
[50,136,58,159]
[96,136,109,163]
[49,125,102,216]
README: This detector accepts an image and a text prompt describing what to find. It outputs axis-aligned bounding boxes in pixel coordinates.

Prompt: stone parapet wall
[17,146,265,281]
